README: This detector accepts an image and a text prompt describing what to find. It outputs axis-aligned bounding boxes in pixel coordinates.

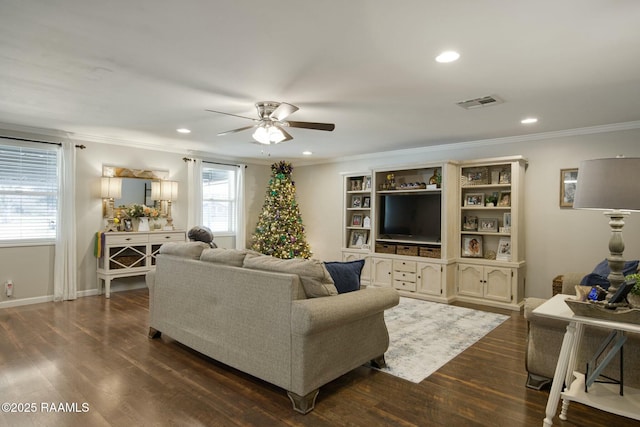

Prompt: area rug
[376,297,509,383]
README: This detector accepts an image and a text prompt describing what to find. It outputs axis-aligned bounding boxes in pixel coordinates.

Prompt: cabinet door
[457,263,484,297]
[371,258,392,287]
[484,266,512,302]
[417,262,442,296]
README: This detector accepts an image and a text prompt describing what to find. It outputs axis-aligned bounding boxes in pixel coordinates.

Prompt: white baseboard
[0,283,147,309]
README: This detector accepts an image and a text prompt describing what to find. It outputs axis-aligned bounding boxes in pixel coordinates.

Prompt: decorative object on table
[123,218,133,232]
[496,237,511,261]
[573,156,640,296]
[101,176,122,232]
[559,168,579,208]
[625,273,640,308]
[462,235,482,257]
[124,203,160,231]
[251,161,311,259]
[565,277,640,323]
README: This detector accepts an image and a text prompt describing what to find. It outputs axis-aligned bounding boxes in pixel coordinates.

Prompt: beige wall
[1,126,639,305]
[0,131,270,306]
[293,127,640,299]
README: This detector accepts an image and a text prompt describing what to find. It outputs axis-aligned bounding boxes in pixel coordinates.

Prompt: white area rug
[377,297,509,383]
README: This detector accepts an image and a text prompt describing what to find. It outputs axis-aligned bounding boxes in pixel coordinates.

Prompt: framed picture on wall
[560,168,578,208]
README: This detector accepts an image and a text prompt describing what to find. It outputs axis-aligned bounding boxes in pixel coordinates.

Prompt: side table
[533,294,640,426]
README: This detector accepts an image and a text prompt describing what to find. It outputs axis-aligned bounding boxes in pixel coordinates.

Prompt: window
[202,165,237,234]
[0,141,59,244]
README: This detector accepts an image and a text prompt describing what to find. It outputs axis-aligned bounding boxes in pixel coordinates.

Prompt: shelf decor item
[479,218,499,232]
[462,235,483,257]
[496,238,511,261]
[465,193,484,206]
[463,216,478,231]
[462,167,489,186]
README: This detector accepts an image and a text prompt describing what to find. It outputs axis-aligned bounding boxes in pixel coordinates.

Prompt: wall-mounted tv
[378,193,441,243]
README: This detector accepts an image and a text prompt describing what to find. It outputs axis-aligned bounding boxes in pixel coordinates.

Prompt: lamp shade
[100,177,122,199]
[160,180,178,201]
[573,157,640,211]
[151,181,161,200]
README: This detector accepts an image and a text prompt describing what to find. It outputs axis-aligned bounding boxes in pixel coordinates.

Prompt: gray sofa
[524,272,640,390]
[146,243,399,414]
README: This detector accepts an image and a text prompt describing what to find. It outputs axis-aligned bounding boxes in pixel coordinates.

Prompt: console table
[96,230,186,298]
[533,294,640,426]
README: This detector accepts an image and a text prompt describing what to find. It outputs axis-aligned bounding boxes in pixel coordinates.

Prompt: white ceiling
[2,1,640,163]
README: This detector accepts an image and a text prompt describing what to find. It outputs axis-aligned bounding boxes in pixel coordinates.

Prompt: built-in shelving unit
[339,156,526,311]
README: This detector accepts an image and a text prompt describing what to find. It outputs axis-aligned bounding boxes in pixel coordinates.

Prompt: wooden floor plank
[1,289,638,426]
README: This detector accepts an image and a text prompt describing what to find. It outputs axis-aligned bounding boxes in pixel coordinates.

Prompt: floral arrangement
[124,204,160,219]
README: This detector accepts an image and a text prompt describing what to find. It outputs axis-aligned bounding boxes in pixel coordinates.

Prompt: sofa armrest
[291,287,399,336]
[523,297,546,321]
[145,270,156,290]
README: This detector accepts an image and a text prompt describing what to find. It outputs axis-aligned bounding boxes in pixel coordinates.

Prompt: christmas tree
[251,161,312,259]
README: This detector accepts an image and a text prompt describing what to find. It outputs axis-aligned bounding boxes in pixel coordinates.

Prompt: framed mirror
[102,165,169,209]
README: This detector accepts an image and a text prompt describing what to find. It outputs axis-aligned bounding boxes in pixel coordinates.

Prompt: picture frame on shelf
[351,214,362,227]
[559,168,578,208]
[349,230,369,248]
[496,237,511,261]
[479,218,499,232]
[363,196,371,208]
[465,193,485,206]
[351,195,362,208]
[351,179,363,191]
[498,191,511,207]
[464,167,489,185]
[463,215,478,231]
[499,169,511,184]
[503,212,512,228]
[364,176,372,190]
[462,235,483,257]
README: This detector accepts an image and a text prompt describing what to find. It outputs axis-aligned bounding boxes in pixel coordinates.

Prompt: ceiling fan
[206,101,335,145]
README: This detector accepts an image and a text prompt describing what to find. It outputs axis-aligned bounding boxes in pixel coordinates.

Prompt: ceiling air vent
[456,95,503,110]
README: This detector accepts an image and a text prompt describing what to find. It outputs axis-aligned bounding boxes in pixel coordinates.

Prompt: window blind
[0,142,59,242]
[202,165,237,233]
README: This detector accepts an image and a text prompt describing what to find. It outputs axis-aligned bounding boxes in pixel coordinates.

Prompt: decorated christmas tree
[251,161,312,259]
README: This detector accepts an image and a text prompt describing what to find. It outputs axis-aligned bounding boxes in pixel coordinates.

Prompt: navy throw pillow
[580,259,639,289]
[324,260,365,294]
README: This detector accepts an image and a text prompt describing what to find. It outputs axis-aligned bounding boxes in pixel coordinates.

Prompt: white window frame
[201,164,238,236]
[0,139,59,247]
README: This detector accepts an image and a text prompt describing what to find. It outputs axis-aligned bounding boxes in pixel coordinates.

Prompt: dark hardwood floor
[0,289,637,426]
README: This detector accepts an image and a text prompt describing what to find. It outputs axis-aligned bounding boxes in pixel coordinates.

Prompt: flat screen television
[378,193,441,243]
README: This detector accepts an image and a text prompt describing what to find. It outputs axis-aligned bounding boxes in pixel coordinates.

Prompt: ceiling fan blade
[278,127,293,142]
[286,121,335,131]
[205,109,259,122]
[217,125,257,136]
[269,102,299,121]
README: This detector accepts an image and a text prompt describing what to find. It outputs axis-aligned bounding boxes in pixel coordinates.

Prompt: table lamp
[101,177,122,232]
[573,156,640,295]
[160,180,178,230]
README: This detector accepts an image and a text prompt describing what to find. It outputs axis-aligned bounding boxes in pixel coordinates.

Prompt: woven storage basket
[396,245,418,256]
[375,243,396,254]
[419,247,441,259]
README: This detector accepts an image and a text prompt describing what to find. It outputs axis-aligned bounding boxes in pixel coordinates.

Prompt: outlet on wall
[5,280,13,297]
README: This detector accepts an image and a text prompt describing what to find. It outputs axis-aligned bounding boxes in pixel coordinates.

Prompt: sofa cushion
[324,260,365,294]
[580,258,639,288]
[159,242,209,259]
[200,248,248,267]
[243,254,338,298]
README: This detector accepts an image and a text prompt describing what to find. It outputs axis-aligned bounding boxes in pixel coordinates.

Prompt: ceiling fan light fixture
[252,124,286,144]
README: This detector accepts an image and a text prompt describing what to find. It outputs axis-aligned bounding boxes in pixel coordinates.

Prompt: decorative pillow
[324,260,365,294]
[200,248,248,267]
[159,242,210,259]
[187,225,216,247]
[243,255,338,298]
[580,259,639,289]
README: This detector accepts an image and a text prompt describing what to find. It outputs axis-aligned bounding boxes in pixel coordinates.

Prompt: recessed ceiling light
[435,51,460,63]
[302,151,313,156]
[176,128,191,134]
[521,118,538,124]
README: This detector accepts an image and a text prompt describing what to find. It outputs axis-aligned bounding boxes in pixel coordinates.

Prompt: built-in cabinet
[341,156,526,310]
[96,230,186,298]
